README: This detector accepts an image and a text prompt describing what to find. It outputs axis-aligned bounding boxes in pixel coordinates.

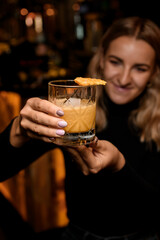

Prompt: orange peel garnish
[74,77,106,86]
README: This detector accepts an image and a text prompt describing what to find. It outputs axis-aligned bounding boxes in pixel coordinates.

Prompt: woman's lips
[111,82,132,93]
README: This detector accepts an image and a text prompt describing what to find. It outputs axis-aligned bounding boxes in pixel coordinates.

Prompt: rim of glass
[48,80,92,88]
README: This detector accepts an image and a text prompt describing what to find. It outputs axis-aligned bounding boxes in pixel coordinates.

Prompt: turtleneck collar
[103,90,143,118]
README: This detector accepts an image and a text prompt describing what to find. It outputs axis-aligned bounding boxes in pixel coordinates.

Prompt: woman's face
[102,36,156,104]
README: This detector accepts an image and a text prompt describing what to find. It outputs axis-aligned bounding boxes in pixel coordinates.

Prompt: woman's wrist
[10,116,30,148]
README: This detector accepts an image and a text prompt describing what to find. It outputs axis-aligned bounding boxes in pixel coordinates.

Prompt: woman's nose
[118,69,131,85]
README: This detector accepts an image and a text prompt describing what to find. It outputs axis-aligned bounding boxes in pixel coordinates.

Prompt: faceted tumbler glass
[48,80,96,146]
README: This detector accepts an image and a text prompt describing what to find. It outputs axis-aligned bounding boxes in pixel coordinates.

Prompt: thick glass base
[53,129,95,146]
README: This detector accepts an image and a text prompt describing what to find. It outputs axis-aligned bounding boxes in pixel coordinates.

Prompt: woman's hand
[66,137,125,174]
[10,97,67,147]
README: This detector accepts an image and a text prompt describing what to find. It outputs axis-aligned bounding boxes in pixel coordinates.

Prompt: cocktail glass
[48,80,96,146]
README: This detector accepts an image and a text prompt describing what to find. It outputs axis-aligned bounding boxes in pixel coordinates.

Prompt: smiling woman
[2,16,160,240]
[88,17,160,146]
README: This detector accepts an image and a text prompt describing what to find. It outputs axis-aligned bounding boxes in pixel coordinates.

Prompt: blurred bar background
[0,0,159,98]
[0,0,159,238]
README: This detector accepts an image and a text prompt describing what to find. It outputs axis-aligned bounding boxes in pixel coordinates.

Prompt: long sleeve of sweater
[0,120,53,182]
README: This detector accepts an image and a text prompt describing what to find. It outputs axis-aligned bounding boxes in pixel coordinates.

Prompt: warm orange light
[20,8,28,16]
[46,8,55,16]
[28,12,36,19]
[72,3,80,11]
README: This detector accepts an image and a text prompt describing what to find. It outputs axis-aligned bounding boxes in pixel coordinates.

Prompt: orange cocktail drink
[60,99,96,133]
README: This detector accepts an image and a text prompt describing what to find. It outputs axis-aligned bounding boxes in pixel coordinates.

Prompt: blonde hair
[87,16,160,150]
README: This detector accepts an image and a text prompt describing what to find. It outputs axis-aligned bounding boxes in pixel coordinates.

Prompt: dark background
[0,0,159,97]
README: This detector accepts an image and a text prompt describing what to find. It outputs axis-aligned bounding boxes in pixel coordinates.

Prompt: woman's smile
[110,81,133,93]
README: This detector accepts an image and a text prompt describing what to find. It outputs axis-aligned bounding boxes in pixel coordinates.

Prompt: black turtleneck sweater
[64,96,160,236]
[0,97,160,236]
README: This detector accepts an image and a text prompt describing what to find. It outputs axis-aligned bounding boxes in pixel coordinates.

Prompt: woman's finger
[20,108,66,129]
[75,140,108,172]
[88,136,99,149]
[25,129,54,143]
[23,97,64,117]
[20,118,65,138]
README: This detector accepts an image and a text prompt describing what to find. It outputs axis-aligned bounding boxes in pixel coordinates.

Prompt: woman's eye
[137,67,147,72]
[110,60,119,65]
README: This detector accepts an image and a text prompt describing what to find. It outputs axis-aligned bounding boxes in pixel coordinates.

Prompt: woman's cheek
[104,68,118,80]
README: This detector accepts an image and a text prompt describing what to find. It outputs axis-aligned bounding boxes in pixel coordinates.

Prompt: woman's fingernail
[94,136,98,144]
[56,110,64,116]
[58,120,67,127]
[49,137,55,142]
[56,129,65,136]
